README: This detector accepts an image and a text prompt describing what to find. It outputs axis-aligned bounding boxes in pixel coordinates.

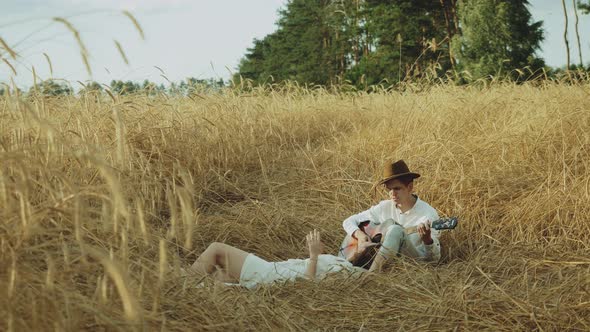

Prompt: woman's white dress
[239,254,363,289]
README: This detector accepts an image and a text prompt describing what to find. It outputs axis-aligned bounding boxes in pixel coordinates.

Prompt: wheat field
[0,82,589,331]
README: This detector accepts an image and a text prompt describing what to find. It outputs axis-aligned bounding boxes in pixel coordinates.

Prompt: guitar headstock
[431,217,458,230]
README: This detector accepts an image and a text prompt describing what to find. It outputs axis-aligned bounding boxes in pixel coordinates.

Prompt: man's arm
[342,201,388,236]
[342,210,371,236]
[417,214,442,262]
[423,228,441,262]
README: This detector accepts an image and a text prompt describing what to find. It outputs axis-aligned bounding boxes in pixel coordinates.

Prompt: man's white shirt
[342,196,441,261]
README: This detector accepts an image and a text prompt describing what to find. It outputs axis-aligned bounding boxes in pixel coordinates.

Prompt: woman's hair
[350,245,380,269]
[350,233,382,269]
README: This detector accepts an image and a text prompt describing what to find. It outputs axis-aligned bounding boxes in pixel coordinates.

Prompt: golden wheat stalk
[123,11,145,40]
[0,37,18,59]
[44,254,55,291]
[85,245,142,323]
[159,239,167,284]
[43,53,53,77]
[8,254,16,299]
[113,40,129,65]
[53,17,92,75]
[32,66,38,94]
[2,58,17,75]
[135,201,149,245]
[1,82,589,330]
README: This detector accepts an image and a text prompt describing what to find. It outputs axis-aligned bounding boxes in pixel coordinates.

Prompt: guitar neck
[404,226,418,235]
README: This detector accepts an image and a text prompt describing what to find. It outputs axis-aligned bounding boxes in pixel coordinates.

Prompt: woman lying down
[188,230,374,289]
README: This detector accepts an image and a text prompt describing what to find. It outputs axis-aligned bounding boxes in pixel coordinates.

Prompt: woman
[189,230,367,289]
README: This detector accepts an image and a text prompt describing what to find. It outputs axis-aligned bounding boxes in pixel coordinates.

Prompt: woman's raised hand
[306,229,324,258]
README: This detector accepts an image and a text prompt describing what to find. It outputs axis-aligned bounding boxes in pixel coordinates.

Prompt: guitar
[338,217,458,266]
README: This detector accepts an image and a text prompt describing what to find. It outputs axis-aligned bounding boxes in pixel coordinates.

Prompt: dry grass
[0,82,589,331]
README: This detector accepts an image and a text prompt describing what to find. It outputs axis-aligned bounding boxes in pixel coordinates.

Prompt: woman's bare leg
[190,242,249,283]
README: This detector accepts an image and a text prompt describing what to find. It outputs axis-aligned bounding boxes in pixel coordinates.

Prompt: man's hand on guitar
[417,221,433,245]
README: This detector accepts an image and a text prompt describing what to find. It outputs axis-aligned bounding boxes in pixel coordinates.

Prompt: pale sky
[0,0,588,89]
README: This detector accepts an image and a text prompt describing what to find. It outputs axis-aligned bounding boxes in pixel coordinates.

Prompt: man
[340,160,441,272]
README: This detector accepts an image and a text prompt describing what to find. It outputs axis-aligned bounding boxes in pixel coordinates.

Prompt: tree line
[235,0,590,87]
[0,78,225,97]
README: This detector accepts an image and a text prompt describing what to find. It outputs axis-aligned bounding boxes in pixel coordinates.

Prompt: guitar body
[338,217,458,264]
[338,219,394,261]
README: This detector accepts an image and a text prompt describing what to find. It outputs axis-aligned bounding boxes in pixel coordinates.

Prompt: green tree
[237,0,454,87]
[347,0,450,86]
[235,37,274,84]
[110,80,140,95]
[237,0,353,85]
[185,77,224,94]
[31,80,73,96]
[452,0,544,80]
[141,79,158,96]
[579,1,590,13]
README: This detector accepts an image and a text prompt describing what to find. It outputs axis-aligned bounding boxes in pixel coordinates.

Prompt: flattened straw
[475,266,528,313]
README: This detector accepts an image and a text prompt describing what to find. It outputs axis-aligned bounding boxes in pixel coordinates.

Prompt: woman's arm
[305,257,318,280]
[305,230,323,280]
